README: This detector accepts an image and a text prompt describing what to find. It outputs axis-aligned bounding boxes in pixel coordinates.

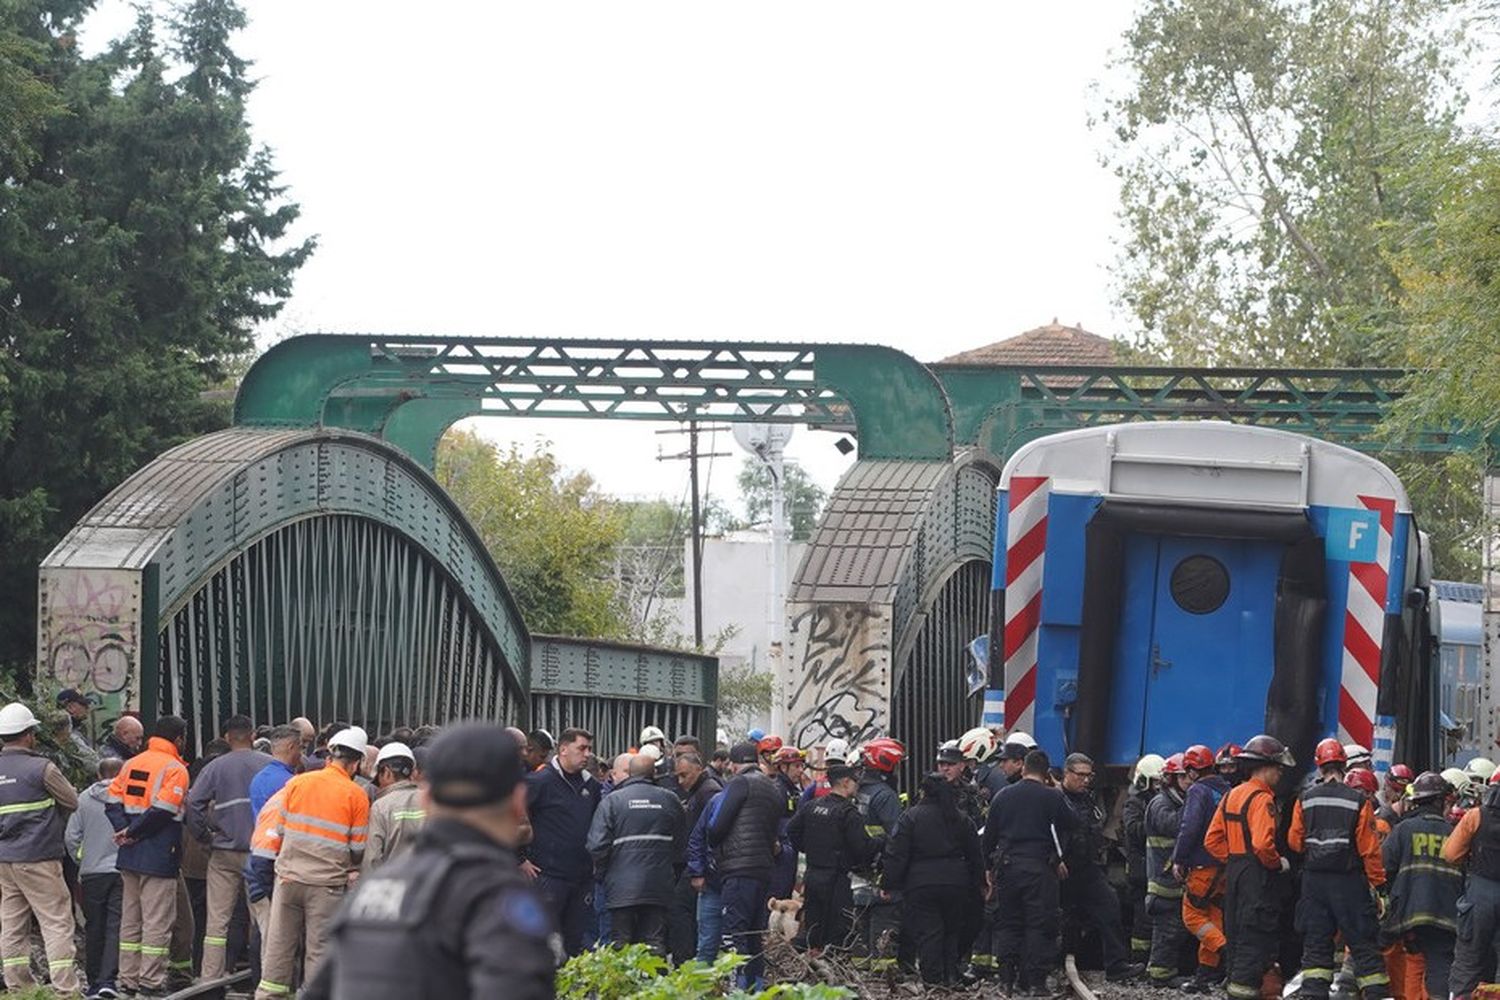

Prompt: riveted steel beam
[234,334,955,464]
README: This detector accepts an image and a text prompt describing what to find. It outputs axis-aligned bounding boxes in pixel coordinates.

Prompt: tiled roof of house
[939,320,1120,366]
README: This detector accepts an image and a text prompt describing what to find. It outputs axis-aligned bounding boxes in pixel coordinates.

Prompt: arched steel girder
[783,449,1001,748]
[39,427,529,749]
[232,334,956,466]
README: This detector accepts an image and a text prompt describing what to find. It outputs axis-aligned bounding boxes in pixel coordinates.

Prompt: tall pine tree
[0,0,312,674]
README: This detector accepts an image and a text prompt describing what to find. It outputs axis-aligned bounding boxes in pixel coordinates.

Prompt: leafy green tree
[0,0,312,673]
[1098,0,1467,366]
[737,459,827,542]
[1098,0,1490,576]
[437,431,629,638]
[716,662,772,738]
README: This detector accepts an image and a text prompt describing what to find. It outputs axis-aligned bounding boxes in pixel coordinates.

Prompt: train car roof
[1000,422,1412,513]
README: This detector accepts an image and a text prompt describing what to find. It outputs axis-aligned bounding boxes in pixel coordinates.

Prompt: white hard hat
[639,725,667,746]
[327,726,369,755]
[1442,767,1473,794]
[1344,743,1372,763]
[1006,731,1038,749]
[823,738,850,765]
[0,703,39,738]
[1467,757,1497,781]
[959,727,999,763]
[640,743,663,762]
[375,741,414,767]
[1132,753,1167,790]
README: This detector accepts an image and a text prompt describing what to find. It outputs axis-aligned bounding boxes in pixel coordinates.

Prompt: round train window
[1170,555,1229,614]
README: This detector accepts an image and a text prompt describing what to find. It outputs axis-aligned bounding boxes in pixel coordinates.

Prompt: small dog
[767,895,803,942]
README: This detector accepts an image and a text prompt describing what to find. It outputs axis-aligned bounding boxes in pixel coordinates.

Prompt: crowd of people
[10,688,1500,999]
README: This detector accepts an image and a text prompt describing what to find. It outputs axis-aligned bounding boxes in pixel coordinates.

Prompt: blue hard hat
[748,728,765,742]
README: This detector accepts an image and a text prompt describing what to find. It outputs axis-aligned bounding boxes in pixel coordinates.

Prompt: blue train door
[1108,534,1281,760]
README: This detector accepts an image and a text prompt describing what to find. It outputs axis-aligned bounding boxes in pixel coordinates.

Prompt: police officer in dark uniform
[787,764,876,954]
[1059,752,1143,982]
[983,748,1077,995]
[302,723,557,1000]
[936,742,987,830]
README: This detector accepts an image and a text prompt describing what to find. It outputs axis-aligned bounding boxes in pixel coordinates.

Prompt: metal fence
[528,635,718,758]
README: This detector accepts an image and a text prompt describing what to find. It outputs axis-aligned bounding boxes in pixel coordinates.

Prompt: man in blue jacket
[520,727,599,957]
[686,788,727,963]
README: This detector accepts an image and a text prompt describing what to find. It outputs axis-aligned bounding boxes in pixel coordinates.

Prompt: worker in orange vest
[253,726,370,1000]
[1204,735,1295,1000]
[106,715,191,998]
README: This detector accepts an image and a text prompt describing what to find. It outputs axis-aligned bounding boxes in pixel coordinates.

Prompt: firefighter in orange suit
[1204,735,1294,1000]
[106,714,192,998]
[1287,739,1389,1000]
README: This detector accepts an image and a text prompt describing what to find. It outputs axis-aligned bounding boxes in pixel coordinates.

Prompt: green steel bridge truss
[43,332,1469,752]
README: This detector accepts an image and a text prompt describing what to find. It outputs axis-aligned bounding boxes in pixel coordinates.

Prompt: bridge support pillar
[36,566,150,722]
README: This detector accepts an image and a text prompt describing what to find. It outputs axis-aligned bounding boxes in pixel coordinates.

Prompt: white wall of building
[666,530,806,736]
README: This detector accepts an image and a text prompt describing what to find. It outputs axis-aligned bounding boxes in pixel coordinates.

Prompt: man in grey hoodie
[67,757,123,1000]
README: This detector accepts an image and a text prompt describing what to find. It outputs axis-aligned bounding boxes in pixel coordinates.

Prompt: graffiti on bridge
[786,603,892,748]
[39,569,141,704]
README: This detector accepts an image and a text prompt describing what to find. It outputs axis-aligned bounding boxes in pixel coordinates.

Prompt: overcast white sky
[86,2,1138,510]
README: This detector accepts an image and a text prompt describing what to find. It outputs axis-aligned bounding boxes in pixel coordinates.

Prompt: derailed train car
[987,422,1439,777]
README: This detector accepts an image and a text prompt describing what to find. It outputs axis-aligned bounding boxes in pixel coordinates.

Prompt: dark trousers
[611,904,668,955]
[1146,893,1190,982]
[802,869,853,951]
[905,884,974,985]
[81,872,122,991]
[994,856,1061,988]
[1062,861,1130,971]
[1451,872,1500,996]
[186,874,206,973]
[1223,857,1282,1000]
[668,872,698,963]
[721,875,771,987]
[1297,870,1387,999]
[1129,875,1152,958]
[769,840,796,902]
[1408,925,1454,1000]
[536,873,592,957]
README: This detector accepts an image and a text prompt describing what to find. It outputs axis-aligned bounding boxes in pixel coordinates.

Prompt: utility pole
[656,422,730,650]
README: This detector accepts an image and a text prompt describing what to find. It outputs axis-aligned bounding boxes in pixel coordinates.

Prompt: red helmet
[756,735,784,755]
[1163,752,1187,776]
[1387,763,1415,787]
[1491,770,1500,786]
[1183,745,1215,772]
[1314,738,1347,768]
[1345,768,1379,795]
[1216,742,1243,765]
[859,737,906,774]
[773,746,806,765]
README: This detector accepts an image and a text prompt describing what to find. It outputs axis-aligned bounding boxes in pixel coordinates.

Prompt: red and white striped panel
[1003,476,1050,732]
[1338,495,1396,749]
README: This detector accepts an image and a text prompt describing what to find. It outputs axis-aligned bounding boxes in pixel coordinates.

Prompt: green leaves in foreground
[557,944,853,1000]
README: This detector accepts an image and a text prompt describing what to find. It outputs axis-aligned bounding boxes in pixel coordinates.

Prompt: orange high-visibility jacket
[106,736,190,877]
[263,763,370,887]
[1204,777,1282,871]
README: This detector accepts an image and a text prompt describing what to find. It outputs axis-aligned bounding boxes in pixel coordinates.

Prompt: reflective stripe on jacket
[244,788,287,903]
[268,763,370,886]
[106,736,190,877]
[364,782,426,872]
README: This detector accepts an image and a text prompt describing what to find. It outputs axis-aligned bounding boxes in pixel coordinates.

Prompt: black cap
[936,745,965,764]
[1000,742,1028,761]
[424,723,524,807]
[56,689,87,707]
[729,741,759,765]
[826,765,857,783]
